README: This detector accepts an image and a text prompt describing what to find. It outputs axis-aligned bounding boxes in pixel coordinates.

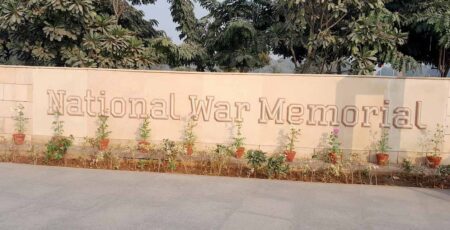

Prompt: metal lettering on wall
[47,90,427,129]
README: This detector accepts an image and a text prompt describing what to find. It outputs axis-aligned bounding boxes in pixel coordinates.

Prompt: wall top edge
[0,64,448,81]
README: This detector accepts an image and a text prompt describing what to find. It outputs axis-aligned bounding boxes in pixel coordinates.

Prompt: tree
[388,0,450,77]
[198,0,272,72]
[0,0,167,68]
[270,0,414,75]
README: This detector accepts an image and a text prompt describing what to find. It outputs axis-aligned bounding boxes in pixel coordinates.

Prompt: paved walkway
[0,163,449,230]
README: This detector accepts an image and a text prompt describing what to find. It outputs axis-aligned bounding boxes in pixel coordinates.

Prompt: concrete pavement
[0,163,449,230]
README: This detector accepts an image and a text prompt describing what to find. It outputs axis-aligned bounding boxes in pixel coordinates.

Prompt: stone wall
[1,65,449,163]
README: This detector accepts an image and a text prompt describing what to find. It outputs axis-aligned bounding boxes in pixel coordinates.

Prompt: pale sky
[134,2,208,44]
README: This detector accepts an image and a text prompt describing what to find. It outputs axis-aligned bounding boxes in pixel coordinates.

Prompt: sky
[134,2,208,44]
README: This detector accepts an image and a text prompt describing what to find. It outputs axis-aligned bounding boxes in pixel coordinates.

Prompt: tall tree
[131,0,209,70]
[0,0,165,68]
[388,0,450,77]
[198,0,272,72]
[270,0,414,75]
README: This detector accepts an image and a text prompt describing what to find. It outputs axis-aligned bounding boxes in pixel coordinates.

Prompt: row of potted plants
[325,127,445,168]
[10,104,447,168]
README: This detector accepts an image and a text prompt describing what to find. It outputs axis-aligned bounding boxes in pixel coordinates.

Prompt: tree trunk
[337,60,342,74]
[301,45,317,73]
[438,47,448,77]
[444,65,450,78]
[301,57,313,73]
[289,44,299,69]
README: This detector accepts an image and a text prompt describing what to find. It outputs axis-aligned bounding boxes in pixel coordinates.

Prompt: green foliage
[215,144,233,157]
[437,165,450,177]
[328,128,341,154]
[286,127,300,152]
[96,115,111,140]
[326,164,344,178]
[168,0,199,42]
[0,0,446,75]
[139,116,151,141]
[429,124,445,156]
[162,139,176,153]
[401,158,413,173]
[102,150,121,170]
[162,139,179,170]
[213,19,268,72]
[199,0,271,72]
[12,103,28,133]
[245,149,267,170]
[45,114,73,161]
[271,0,412,74]
[52,112,64,137]
[266,154,289,178]
[376,129,391,153]
[389,0,450,77]
[45,135,74,161]
[0,0,164,68]
[211,144,233,175]
[419,124,446,157]
[137,159,150,170]
[232,121,245,149]
[183,116,197,146]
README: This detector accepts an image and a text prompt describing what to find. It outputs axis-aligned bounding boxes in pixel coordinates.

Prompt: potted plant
[183,116,197,156]
[96,115,111,151]
[375,129,390,166]
[138,116,151,153]
[327,128,341,164]
[284,127,301,162]
[426,124,445,168]
[232,121,246,158]
[45,113,74,161]
[12,104,28,145]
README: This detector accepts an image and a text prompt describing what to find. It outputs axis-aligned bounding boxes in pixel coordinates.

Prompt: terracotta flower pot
[13,133,25,145]
[186,145,193,156]
[98,139,110,151]
[235,147,245,159]
[426,156,442,168]
[376,153,389,166]
[328,152,338,164]
[138,141,150,153]
[285,150,296,162]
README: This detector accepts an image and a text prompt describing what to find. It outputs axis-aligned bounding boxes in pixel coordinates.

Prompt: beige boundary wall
[1,65,450,163]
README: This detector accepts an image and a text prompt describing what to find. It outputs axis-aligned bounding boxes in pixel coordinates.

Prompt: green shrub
[437,165,450,177]
[211,144,233,175]
[162,139,181,170]
[45,113,73,161]
[266,155,289,178]
[214,144,233,157]
[46,136,74,160]
[401,159,413,173]
[245,150,267,171]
